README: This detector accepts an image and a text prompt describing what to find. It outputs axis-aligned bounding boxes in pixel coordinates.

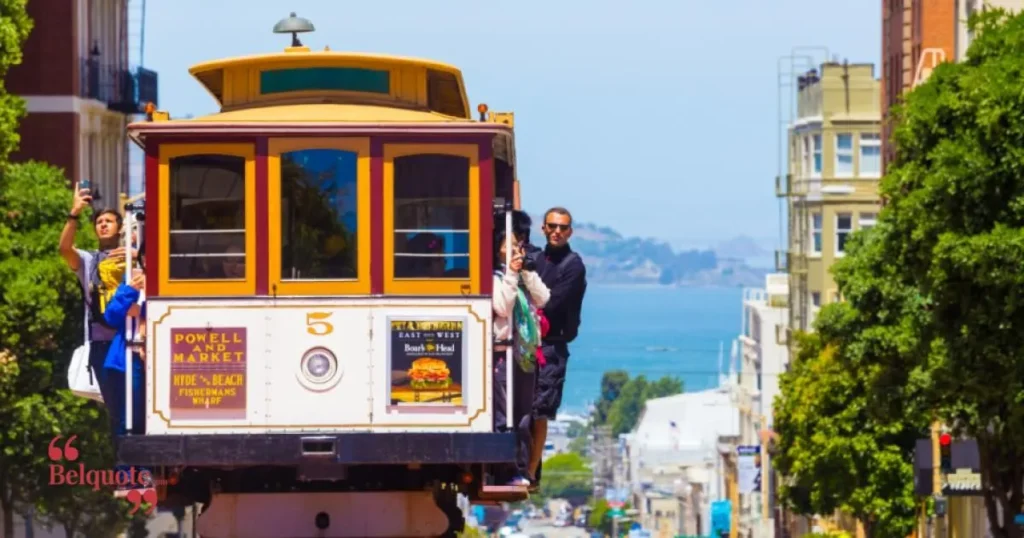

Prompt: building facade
[881,0,1024,173]
[7,0,157,207]
[738,273,789,537]
[779,62,881,334]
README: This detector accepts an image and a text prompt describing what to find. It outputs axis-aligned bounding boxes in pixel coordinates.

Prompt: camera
[523,251,538,272]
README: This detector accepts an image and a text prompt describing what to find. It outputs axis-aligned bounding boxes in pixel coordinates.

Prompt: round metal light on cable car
[300,347,337,383]
[273,12,315,47]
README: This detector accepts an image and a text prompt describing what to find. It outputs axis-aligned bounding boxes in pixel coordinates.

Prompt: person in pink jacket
[492,223,550,487]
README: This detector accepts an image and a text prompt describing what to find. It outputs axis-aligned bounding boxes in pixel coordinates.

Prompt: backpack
[495,270,545,372]
[88,250,125,332]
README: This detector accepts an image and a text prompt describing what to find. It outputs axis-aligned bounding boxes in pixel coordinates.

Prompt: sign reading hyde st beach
[170,327,247,419]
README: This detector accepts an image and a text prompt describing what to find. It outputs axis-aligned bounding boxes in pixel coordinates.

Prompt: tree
[537,453,591,504]
[605,375,683,436]
[0,162,129,538]
[773,211,932,538]
[876,8,1024,536]
[594,370,629,425]
[0,0,32,164]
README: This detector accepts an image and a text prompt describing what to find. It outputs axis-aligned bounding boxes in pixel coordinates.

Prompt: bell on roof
[273,12,315,48]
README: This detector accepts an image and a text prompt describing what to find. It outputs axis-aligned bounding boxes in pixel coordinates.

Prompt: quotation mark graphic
[48,435,79,462]
[126,488,158,515]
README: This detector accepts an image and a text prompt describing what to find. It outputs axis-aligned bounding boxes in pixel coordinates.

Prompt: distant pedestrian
[529,207,587,488]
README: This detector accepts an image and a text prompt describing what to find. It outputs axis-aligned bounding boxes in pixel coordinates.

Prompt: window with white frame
[836,213,852,254]
[835,133,854,176]
[860,212,877,231]
[812,134,822,176]
[811,291,821,307]
[811,212,822,254]
[860,133,881,176]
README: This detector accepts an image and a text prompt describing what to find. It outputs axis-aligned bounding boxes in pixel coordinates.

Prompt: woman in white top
[492,224,550,487]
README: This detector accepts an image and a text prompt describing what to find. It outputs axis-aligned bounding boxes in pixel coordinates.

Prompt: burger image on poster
[408,357,452,390]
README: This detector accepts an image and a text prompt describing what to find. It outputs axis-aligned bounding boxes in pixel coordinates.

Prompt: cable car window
[168,154,246,280]
[393,154,470,279]
[280,149,358,279]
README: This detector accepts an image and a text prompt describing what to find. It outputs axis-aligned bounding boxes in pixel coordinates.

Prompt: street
[520,517,591,538]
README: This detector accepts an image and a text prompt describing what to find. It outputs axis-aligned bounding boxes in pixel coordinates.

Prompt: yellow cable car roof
[186,48,472,119]
[189,50,465,81]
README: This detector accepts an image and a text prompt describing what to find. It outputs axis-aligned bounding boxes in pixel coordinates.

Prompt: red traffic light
[940,433,952,446]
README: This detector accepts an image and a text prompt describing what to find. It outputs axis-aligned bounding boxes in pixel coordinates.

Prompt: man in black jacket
[528,207,587,487]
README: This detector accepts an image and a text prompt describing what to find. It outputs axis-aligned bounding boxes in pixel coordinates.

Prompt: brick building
[881,0,1024,173]
[7,0,157,206]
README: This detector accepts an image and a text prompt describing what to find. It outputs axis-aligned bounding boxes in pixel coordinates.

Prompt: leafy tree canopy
[879,8,1024,536]
[777,8,1024,537]
[537,452,592,504]
[0,161,130,538]
[604,374,683,436]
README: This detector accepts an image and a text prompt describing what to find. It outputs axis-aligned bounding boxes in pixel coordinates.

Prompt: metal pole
[124,210,134,433]
[504,209,513,430]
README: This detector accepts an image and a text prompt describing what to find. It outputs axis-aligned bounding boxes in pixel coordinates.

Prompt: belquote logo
[48,435,157,514]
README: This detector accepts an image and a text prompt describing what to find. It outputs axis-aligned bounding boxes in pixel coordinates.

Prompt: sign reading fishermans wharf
[169,327,247,419]
[388,319,465,406]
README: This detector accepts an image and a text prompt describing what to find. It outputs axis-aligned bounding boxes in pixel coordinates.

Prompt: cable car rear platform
[116,432,516,467]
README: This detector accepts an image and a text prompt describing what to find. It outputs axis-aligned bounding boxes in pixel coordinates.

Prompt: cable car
[115,13,527,538]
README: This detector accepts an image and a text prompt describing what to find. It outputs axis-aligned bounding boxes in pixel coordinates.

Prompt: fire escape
[80,0,157,115]
[77,0,157,200]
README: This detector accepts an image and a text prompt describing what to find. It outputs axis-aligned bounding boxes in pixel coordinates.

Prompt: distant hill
[522,213,768,287]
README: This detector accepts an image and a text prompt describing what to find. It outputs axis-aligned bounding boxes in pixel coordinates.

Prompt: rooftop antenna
[273,12,315,48]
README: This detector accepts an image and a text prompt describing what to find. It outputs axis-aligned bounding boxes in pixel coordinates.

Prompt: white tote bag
[68,257,103,402]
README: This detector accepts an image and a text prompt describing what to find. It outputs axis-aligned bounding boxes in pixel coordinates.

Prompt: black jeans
[493,351,536,479]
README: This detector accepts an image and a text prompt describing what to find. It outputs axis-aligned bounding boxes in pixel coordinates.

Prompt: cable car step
[477,484,529,503]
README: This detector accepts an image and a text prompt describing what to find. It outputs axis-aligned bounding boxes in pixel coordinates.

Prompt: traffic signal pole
[931,421,949,537]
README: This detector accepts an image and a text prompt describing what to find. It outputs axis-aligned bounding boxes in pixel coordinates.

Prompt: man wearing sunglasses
[528,207,587,488]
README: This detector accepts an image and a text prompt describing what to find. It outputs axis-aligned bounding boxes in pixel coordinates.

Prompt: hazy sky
[139,0,879,249]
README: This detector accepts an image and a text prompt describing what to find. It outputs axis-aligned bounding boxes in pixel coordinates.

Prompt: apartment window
[835,133,854,176]
[812,134,822,175]
[860,133,881,176]
[811,292,821,307]
[836,213,853,254]
[860,212,877,231]
[811,212,822,254]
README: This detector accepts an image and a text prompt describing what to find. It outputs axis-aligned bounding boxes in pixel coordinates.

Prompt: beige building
[778,62,881,334]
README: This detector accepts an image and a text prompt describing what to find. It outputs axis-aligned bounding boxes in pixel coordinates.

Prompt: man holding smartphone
[59,181,137,402]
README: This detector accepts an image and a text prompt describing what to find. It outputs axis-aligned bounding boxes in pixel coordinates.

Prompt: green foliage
[0,0,31,164]
[776,9,1024,537]
[587,498,631,535]
[0,162,129,538]
[882,8,1024,536]
[604,374,683,436]
[537,452,591,503]
[594,370,629,425]
[587,498,609,531]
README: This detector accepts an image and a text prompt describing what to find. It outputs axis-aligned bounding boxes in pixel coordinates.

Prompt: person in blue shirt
[101,267,146,438]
